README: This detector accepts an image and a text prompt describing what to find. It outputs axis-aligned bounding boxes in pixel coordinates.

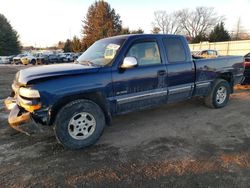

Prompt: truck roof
[100,34,185,41]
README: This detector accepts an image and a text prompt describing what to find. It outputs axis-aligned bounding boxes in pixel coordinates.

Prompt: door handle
[158,70,166,76]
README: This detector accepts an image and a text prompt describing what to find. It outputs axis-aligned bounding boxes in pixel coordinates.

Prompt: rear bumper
[244,70,250,77]
[242,67,250,84]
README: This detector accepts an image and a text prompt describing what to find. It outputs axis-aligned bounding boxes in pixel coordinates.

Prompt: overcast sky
[0,0,249,47]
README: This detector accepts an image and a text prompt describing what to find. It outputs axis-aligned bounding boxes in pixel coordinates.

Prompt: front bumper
[4,97,31,135]
[13,59,21,64]
[20,59,29,65]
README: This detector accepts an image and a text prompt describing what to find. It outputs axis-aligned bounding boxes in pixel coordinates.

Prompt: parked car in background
[0,57,4,64]
[62,53,74,62]
[34,53,48,65]
[48,54,60,63]
[242,52,250,85]
[4,34,244,149]
[192,50,219,59]
[20,54,37,65]
[59,53,81,63]
[12,54,27,64]
[40,54,50,64]
[0,56,13,64]
[57,53,72,62]
[8,55,15,63]
[58,53,66,62]
[73,52,82,60]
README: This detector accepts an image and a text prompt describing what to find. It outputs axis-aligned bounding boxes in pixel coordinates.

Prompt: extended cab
[4,34,244,149]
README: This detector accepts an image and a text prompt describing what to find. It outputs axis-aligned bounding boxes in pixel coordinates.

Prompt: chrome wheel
[68,112,96,140]
[216,86,227,104]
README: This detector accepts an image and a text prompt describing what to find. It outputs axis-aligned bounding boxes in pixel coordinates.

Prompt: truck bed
[194,56,244,84]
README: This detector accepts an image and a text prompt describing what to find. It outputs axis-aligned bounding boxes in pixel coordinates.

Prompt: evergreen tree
[0,14,21,56]
[192,32,208,43]
[63,39,72,52]
[57,41,65,50]
[82,0,122,48]
[71,36,82,53]
[209,22,231,42]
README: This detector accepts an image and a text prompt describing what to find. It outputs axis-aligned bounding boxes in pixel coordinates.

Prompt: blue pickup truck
[4,34,244,149]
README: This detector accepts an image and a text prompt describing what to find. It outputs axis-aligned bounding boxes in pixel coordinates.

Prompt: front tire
[204,79,231,108]
[54,99,105,150]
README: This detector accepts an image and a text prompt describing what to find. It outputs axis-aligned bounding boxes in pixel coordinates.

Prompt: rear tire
[54,99,105,150]
[31,59,36,65]
[204,79,231,108]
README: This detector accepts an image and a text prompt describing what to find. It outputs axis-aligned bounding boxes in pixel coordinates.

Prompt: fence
[189,40,250,56]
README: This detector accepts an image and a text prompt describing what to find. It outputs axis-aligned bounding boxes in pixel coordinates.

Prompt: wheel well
[49,92,112,126]
[218,72,234,93]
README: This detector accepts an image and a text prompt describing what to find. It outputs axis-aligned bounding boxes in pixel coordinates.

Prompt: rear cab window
[163,37,188,63]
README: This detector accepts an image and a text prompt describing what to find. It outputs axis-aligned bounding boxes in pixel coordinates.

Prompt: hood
[16,63,99,84]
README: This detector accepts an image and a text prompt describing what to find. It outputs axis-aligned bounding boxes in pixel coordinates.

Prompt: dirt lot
[0,65,250,187]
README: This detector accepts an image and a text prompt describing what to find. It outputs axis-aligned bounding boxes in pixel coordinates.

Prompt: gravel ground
[0,65,250,187]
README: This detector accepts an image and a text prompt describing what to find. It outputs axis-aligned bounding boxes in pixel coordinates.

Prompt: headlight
[19,87,40,98]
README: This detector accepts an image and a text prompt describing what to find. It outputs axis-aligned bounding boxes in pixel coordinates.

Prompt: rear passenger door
[163,36,195,102]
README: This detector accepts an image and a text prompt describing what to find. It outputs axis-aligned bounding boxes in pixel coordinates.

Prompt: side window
[208,50,213,55]
[201,51,208,55]
[126,41,161,66]
[164,38,187,63]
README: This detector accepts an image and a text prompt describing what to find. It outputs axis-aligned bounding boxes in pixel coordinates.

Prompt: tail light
[244,59,250,68]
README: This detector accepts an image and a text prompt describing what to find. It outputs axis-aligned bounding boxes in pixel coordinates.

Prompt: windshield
[17,54,27,57]
[77,38,125,66]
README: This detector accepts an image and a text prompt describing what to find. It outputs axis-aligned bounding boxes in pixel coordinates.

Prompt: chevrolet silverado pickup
[4,34,244,149]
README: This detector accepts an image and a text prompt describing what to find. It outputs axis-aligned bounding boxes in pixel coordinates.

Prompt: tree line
[0,0,249,56]
[151,7,247,43]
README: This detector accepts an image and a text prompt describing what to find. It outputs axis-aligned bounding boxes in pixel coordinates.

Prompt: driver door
[112,39,168,114]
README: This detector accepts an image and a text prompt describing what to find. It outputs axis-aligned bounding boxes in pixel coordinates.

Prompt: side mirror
[120,57,138,69]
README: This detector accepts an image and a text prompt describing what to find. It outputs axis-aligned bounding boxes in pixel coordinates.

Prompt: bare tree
[235,17,242,39]
[232,18,249,40]
[152,11,181,34]
[177,7,222,38]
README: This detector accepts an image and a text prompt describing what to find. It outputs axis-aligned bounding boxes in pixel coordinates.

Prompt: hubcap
[68,112,96,140]
[216,86,227,104]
